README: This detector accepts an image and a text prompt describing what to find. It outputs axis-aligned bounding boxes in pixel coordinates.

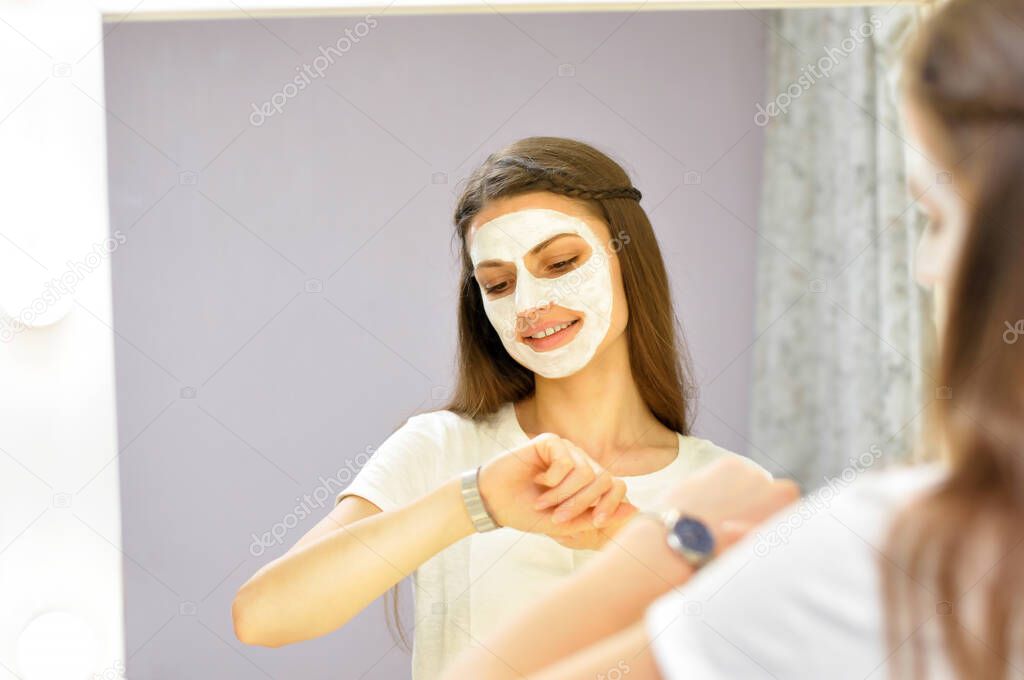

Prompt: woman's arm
[442,513,689,679]
[443,457,800,679]
[232,476,473,647]
[232,432,636,648]
[529,620,662,680]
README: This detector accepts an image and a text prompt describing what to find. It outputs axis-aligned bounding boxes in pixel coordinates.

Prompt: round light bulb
[17,611,97,680]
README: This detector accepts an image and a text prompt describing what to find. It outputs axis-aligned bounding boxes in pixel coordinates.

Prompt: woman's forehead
[469,209,600,265]
[467,194,608,254]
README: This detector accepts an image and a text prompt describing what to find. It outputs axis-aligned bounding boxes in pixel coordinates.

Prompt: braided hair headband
[499,158,643,203]
[529,177,643,203]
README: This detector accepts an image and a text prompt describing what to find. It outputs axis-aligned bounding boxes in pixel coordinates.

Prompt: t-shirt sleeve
[334,412,450,513]
[694,438,773,479]
[642,466,943,680]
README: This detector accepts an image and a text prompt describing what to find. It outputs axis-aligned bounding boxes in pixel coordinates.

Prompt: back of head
[886,1,1024,678]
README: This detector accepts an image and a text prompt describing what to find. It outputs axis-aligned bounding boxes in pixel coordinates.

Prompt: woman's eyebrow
[474,260,511,270]
[528,232,581,255]
[474,233,583,270]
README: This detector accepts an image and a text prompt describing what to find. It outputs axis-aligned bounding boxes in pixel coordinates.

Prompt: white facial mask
[469,208,614,378]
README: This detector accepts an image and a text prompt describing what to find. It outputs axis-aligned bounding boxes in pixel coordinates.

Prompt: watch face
[669,517,715,558]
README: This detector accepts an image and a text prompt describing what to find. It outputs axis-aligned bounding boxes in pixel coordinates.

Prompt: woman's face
[466,191,629,378]
[903,99,972,335]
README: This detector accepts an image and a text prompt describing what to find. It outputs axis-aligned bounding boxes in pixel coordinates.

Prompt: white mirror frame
[0,0,934,675]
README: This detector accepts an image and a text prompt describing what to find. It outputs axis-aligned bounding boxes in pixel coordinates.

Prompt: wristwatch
[640,508,716,568]
[460,466,501,532]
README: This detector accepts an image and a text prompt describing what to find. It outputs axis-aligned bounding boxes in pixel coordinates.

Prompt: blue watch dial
[670,516,715,556]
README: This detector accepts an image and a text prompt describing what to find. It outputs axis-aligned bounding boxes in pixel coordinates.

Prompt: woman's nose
[513,271,554,315]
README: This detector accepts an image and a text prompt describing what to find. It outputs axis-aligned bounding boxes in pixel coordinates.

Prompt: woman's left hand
[549,529,607,550]
[547,511,633,550]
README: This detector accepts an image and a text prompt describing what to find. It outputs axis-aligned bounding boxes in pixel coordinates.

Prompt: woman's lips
[521,318,583,352]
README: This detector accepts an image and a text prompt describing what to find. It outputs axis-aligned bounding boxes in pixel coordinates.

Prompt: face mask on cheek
[469,208,614,378]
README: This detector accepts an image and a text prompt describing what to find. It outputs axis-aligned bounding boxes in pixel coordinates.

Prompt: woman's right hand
[477,433,637,538]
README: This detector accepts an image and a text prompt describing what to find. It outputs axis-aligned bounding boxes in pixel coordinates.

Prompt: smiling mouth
[521,318,583,352]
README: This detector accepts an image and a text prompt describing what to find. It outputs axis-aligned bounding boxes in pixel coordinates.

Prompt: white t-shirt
[335,401,765,680]
[644,463,970,680]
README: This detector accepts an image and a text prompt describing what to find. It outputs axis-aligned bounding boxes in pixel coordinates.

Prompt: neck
[516,332,670,461]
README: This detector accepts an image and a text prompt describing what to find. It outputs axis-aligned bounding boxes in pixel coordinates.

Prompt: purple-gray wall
[103,10,765,679]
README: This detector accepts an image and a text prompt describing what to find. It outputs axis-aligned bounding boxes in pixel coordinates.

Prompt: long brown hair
[385,136,697,650]
[446,136,695,433]
[884,1,1024,677]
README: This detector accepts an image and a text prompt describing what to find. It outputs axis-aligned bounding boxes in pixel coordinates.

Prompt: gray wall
[103,10,765,679]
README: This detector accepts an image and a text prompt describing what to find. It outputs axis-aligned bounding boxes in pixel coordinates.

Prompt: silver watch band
[460,466,500,532]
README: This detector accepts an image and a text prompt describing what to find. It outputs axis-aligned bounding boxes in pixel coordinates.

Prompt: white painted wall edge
[94,0,934,21]
[0,2,126,678]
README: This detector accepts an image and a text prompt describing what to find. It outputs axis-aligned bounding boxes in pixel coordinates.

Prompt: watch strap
[640,508,715,569]
[460,466,501,533]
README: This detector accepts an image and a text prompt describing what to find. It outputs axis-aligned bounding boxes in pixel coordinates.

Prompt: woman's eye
[484,281,509,295]
[548,256,579,273]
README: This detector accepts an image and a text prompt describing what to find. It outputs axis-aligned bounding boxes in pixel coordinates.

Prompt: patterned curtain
[748,7,936,488]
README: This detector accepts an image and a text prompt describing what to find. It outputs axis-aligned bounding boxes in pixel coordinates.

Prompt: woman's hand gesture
[477,433,638,541]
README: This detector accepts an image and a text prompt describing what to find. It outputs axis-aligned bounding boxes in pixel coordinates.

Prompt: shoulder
[396,406,509,452]
[750,463,948,568]
[678,434,772,478]
[403,408,475,436]
[822,462,948,527]
[849,462,947,501]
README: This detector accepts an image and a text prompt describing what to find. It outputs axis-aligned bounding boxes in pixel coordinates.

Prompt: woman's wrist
[553,513,695,630]
[609,513,697,590]
[437,475,479,543]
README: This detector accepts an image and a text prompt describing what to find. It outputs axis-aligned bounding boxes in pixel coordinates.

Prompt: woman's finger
[590,478,627,528]
[533,448,596,510]
[553,501,636,538]
[533,451,574,489]
[532,436,574,489]
[550,469,614,523]
[548,501,634,544]
[587,500,638,535]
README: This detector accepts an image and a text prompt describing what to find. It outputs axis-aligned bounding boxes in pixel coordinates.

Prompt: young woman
[231,138,772,678]
[443,1,1024,678]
